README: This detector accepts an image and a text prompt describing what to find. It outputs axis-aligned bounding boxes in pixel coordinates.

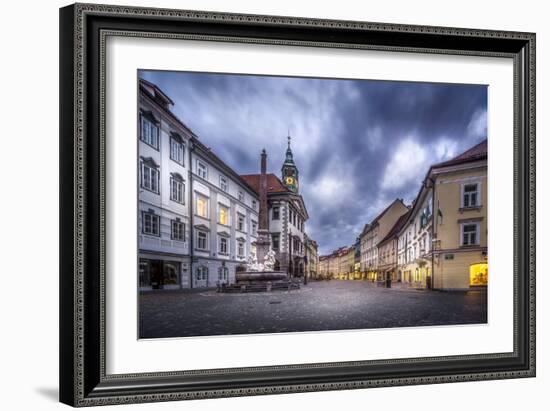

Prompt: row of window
[141,117,258,211]
[196,159,257,209]
[398,222,481,265]
[195,230,246,257]
[195,194,258,234]
[195,266,229,283]
[142,211,186,241]
[142,210,254,258]
[288,208,304,232]
[141,162,186,204]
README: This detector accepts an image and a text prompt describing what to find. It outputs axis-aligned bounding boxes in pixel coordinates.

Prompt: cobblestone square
[139,280,487,339]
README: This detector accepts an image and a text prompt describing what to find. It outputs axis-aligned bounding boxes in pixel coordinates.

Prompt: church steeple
[281,133,299,193]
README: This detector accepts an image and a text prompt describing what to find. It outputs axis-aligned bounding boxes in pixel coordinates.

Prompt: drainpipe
[425,175,436,290]
[189,140,195,289]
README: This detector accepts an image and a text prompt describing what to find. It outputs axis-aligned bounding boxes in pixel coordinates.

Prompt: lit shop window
[469,263,488,286]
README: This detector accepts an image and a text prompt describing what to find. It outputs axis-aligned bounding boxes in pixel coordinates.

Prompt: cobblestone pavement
[139,280,487,339]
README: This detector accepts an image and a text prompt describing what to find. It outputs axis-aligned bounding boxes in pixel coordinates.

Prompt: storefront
[469,263,488,286]
[139,259,179,290]
[139,254,190,290]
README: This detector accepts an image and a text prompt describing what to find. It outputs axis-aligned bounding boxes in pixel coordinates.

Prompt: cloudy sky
[139,70,487,255]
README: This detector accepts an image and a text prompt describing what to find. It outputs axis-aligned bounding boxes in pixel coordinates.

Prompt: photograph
[137,71,489,339]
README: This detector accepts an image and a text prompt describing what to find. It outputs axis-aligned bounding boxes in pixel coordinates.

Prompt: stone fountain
[221,150,295,292]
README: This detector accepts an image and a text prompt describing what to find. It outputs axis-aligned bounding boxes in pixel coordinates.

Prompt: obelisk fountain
[233,149,289,289]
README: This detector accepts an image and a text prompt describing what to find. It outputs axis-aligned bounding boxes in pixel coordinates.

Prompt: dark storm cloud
[140,70,487,255]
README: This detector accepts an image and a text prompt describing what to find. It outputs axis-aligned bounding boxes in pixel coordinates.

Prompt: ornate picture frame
[59,3,535,407]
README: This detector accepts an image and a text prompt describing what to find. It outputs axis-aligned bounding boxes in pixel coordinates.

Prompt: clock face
[285,177,294,185]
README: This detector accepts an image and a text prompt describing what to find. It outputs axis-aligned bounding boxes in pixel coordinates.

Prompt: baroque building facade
[397,140,488,290]
[138,79,192,290]
[138,79,259,289]
[241,137,310,278]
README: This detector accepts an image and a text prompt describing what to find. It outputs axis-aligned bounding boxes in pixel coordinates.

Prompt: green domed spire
[284,135,295,164]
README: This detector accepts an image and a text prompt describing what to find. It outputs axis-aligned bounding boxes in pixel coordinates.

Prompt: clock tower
[281,135,299,193]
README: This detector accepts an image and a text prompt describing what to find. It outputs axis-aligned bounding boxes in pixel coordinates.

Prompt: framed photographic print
[59,3,536,407]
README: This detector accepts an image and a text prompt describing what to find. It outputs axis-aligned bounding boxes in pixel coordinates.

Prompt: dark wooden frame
[60,3,536,407]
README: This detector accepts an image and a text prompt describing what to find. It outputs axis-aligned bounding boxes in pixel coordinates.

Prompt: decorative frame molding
[59,3,535,407]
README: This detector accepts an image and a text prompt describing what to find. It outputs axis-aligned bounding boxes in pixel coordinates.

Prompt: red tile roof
[432,139,487,169]
[240,174,290,195]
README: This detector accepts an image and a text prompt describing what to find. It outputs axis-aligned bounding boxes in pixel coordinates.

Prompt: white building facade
[189,138,260,288]
[138,79,259,290]
[138,80,192,290]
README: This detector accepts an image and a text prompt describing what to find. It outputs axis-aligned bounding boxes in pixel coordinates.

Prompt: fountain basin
[236,271,288,282]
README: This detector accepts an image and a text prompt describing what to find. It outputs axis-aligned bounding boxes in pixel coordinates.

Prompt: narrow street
[139,280,487,338]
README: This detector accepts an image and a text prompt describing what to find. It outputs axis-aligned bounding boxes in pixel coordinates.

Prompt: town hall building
[241,137,310,277]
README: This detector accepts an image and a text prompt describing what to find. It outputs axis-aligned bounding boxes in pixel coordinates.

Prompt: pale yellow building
[318,256,329,279]
[360,199,409,282]
[431,140,488,289]
[337,247,354,280]
[397,140,488,290]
